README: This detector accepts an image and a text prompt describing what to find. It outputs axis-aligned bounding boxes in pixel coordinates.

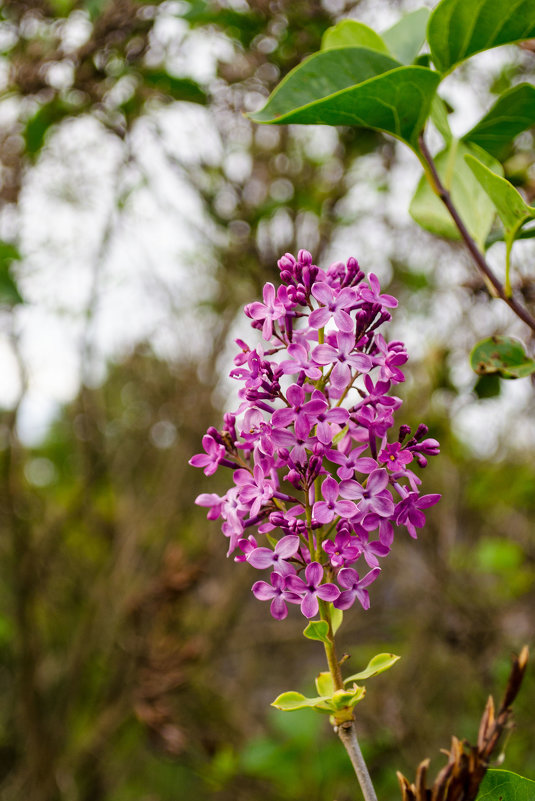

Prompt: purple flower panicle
[190,251,440,620]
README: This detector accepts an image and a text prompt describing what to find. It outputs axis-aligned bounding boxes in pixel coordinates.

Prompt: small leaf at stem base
[303,619,330,644]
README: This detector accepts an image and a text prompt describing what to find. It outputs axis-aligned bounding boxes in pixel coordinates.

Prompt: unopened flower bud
[280,269,295,286]
[418,438,440,455]
[207,426,223,444]
[278,252,296,271]
[298,248,312,266]
[415,424,429,441]
[398,424,411,442]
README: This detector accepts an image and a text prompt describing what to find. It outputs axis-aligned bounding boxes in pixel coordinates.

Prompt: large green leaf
[249,48,440,151]
[322,20,389,54]
[428,0,535,74]
[250,48,400,119]
[410,140,502,249]
[382,8,430,64]
[463,84,535,160]
[477,769,535,800]
[470,336,535,379]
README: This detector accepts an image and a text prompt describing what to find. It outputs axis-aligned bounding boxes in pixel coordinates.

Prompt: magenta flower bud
[207,426,224,444]
[286,469,302,488]
[280,269,295,286]
[418,438,440,455]
[278,252,296,270]
[287,286,298,302]
[307,455,322,479]
[398,424,411,442]
[298,249,312,266]
[414,423,429,440]
[302,265,313,289]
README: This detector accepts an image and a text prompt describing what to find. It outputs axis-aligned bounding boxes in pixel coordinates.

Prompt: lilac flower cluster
[191,251,440,621]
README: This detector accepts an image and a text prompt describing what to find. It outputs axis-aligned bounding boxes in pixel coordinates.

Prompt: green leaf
[24,100,73,158]
[315,671,334,697]
[463,84,535,161]
[428,0,535,74]
[344,653,400,684]
[474,373,501,399]
[84,0,108,20]
[181,2,264,48]
[142,70,208,105]
[0,241,23,307]
[248,48,440,152]
[410,140,503,249]
[382,8,431,64]
[322,20,389,54]
[303,620,330,644]
[465,154,535,291]
[477,769,535,800]
[331,605,343,635]
[271,691,331,712]
[250,48,400,119]
[329,686,366,711]
[470,336,535,379]
[430,95,453,143]
[465,154,535,233]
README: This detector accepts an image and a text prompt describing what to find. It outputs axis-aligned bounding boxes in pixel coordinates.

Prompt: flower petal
[305,561,323,587]
[301,593,319,619]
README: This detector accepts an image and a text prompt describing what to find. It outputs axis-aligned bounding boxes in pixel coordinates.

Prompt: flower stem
[318,605,378,801]
[318,601,343,689]
[337,720,378,801]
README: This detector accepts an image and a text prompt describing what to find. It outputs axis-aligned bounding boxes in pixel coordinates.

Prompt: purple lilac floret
[190,251,440,619]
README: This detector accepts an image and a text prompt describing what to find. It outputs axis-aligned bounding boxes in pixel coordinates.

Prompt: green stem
[318,600,343,690]
[505,237,513,298]
[318,602,378,801]
[304,498,319,561]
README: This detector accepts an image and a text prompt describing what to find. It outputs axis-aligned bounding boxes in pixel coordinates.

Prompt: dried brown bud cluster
[397,646,529,801]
